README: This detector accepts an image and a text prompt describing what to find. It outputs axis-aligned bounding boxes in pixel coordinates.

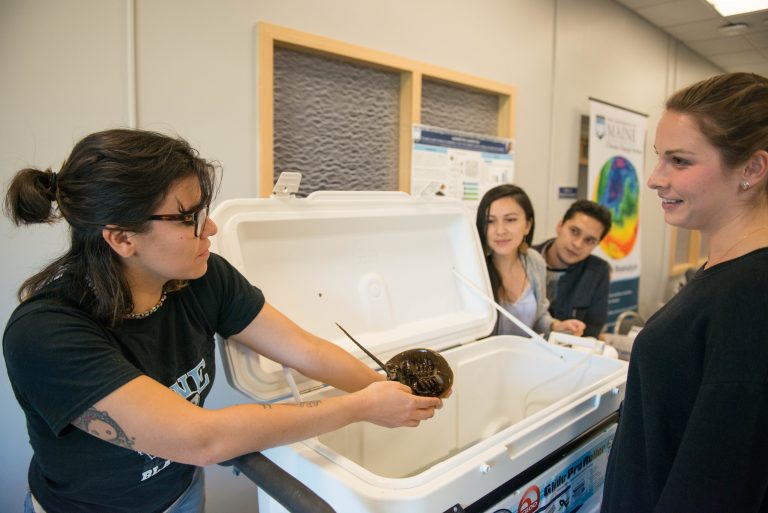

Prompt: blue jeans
[24,466,205,513]
[164,466,206,513]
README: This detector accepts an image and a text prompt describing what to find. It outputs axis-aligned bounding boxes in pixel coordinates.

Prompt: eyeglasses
[147,206,209,238]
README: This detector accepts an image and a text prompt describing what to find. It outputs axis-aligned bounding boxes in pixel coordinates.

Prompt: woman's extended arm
[228,302,383,393]
[71,303,443,466]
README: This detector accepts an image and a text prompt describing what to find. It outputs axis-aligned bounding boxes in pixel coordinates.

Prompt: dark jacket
[533,239,610,338]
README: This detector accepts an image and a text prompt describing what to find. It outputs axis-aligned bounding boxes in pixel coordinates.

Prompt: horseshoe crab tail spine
[335,323,388,370]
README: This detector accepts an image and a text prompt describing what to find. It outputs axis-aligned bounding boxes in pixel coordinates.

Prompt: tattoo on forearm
[72,407,136,450]
[259,400,321,409]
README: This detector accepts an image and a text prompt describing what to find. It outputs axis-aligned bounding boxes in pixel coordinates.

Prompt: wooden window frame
[668,227,707,275]
[257,22,517,196]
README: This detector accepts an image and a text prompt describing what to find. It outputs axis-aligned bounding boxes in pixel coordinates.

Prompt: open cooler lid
[211,191,496,402]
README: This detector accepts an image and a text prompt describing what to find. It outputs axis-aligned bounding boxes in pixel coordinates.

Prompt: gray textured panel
[273,47,400,195]
[421,79,499,136]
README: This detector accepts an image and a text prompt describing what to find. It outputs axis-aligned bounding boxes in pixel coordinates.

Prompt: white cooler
[210,191,627,513]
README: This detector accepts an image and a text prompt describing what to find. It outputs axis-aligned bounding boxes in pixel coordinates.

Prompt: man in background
[534,200,612,338]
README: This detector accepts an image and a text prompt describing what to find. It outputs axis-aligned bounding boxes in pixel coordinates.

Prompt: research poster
[588,99,647,330]
[411,124,514,207]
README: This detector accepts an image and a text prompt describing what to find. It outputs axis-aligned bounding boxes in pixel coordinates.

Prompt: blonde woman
[602,73,768,512]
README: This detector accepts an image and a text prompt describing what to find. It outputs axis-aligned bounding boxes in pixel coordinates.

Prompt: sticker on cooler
[487,425,615,513]
[518,486,540,513]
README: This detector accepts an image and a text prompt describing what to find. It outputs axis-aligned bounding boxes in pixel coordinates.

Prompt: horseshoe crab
[336,323,453,398]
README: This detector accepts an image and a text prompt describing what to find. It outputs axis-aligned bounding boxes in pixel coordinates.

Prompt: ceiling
[615,0,768,76]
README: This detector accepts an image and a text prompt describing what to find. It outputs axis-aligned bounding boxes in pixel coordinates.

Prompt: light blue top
[498,284,536,336]
[492,248,554,337]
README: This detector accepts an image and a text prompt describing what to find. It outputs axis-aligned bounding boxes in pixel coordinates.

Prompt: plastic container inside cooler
[311,336,626,480]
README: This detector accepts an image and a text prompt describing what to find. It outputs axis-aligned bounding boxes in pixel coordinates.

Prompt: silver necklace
[706,225,768,268]
[125,291,167,319]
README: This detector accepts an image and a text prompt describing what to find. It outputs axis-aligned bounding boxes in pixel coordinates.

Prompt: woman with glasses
[3,128,443,513]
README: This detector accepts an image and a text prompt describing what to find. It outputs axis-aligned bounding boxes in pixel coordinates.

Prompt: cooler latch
[271,171,302,197]
[443,505,465,513]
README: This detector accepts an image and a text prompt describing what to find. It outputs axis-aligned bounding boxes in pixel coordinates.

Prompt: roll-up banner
[588,98,647,330]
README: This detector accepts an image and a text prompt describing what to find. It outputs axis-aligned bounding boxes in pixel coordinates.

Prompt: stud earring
[740,180,750,190]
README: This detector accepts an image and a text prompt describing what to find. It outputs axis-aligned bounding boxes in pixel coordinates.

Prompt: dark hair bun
[4,167,59,225]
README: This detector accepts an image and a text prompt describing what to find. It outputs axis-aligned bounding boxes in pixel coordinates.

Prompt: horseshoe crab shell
[385,348,453,398]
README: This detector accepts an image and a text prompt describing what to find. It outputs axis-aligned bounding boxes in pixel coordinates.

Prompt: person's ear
[102,227,137,258]
[742,150,768,189]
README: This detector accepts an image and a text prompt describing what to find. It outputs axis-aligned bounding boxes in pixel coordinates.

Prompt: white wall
[549,0,721,329]
[0,0,721,510]
[1,0,132,510]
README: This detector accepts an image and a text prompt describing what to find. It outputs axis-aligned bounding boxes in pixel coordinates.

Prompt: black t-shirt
[3,253,265,513]
[602,248,768,512]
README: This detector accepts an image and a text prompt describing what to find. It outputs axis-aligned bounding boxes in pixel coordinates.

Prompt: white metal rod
[452,268,563,359]
[282,366,302,403]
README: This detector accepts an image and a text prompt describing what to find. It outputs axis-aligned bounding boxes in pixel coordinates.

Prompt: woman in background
[602,73,768,511]
[476,184,585,337]
[3,128,443,513]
